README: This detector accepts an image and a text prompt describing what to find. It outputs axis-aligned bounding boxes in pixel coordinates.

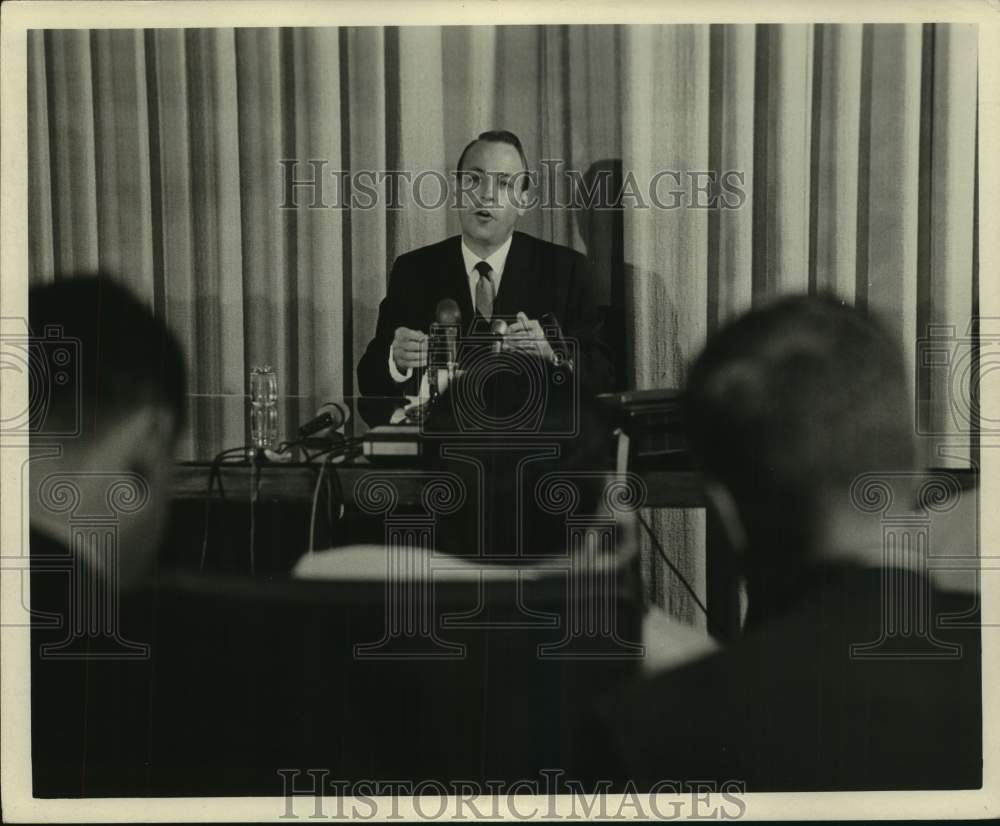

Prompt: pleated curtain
[27,24,978,622]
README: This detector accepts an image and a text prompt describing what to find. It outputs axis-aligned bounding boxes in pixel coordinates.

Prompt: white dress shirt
[388,234,513,384]
[459,233,511,305]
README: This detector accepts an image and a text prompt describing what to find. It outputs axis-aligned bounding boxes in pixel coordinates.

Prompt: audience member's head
[684,295,914,611]
[29,276,187,584]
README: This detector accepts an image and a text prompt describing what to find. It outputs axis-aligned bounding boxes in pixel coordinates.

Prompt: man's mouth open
[473,209,495,221]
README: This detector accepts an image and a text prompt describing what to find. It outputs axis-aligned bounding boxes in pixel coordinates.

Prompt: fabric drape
[27,24,978,622]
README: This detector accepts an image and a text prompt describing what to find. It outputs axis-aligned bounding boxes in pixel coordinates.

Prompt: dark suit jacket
[580,563,982,792]
[29,529,156,796]
[357,231,614,400]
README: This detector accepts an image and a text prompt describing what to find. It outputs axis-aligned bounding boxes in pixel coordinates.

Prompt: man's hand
[392,327,428,372]
[503,312,555,362]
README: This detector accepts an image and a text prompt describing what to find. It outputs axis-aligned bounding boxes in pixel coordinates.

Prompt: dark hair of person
[28,275,187,442]
[456,130,531,192]
[683,294,914,558]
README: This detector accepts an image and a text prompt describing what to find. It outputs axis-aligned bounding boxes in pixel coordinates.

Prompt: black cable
[211,445,252,501]
[329,457,346,523]
[324,459,335,537]
[308,451,331,555]
[326,439,357,537]
[199,473,215,571]
[200,437,361,571]
[306,438,360,554]
[199,445,252,571]
[248,451,263,575]
[636,511,715,631]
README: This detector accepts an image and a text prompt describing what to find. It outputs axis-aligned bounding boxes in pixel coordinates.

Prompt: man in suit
[357,130,613,402]
[581,296,982,792]
[28,276,187,795]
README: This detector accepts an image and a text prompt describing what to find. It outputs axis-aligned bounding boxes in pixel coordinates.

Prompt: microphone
[491,317,508,354]
[429,299,462,396]
[435,298,461,364]
[297,401,350,440]
[436,297,461,325]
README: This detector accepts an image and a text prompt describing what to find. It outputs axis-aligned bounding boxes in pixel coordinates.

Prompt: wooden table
[173,460,707,509]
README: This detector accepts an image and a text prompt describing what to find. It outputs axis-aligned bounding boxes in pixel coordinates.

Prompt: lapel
[493,231,533,318]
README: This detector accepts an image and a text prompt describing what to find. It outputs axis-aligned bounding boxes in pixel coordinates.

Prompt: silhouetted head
[28,275,187,585]
[684,295,914,595]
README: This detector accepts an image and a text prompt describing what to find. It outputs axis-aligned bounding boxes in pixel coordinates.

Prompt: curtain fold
[866,25,923,395]
[624,25,711,623]
[812,23,863,304]
[290,28,345,407]
[767,25,813,295]
[91,30,155,299]
[185,29,246,452]
[395,27,448,251]
[45,30,100,275]
[26,23,979,620]
[27,31,54,280]
[927,24,977,466]
[345,26,387,390]
[709,24,755,329]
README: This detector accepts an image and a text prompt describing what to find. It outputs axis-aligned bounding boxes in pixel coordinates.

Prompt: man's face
[29,407,180,590]
[456,140,528,252]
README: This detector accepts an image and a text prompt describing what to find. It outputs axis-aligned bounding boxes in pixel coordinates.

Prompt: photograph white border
[2,1,998,821]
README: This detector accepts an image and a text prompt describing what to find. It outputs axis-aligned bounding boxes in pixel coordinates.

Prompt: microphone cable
[308,452,331,556]
[199,441,301,572]
[635,510,719,635]
[200,445,253,571]
[307,437,365,555]
[198,435,362,570]
[248,451,264,575]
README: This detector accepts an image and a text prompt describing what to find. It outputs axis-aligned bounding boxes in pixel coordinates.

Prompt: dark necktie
[474,261,495,320]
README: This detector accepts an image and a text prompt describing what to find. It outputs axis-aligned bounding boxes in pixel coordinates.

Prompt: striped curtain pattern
[27,24,978,622]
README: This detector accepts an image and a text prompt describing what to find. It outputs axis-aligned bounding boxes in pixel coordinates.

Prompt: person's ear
[114,405,178,479]
[512,170,533,216]
[102,405,178,587]
[704,477,748,556]
[514,188,527,217]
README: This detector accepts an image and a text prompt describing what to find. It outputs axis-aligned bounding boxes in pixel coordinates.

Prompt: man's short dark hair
[683,294,914,552]
[456,130,531,192]
[29,275,187,441]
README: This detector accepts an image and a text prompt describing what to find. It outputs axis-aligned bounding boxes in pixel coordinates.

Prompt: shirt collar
[461,233,513,281]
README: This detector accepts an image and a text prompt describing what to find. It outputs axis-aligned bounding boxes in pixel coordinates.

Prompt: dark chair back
[141,567,643,795]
